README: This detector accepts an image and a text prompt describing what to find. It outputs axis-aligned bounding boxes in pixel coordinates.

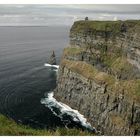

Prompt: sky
[0,4,140,26]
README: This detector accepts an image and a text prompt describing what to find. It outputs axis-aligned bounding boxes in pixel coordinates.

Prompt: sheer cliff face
[54,20,140,135]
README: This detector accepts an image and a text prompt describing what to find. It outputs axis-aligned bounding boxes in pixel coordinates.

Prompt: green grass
[0,114,94,136]
[71,20,121,33]
[111,57,133,73]
[70,20,140,34]
[61,59,140,103]
[120,79,140,102]
[103,54,134,78]
[61,59,115,86]
[63,47,85,57]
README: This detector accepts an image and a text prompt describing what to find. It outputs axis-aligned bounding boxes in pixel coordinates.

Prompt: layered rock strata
[54,20,140,135]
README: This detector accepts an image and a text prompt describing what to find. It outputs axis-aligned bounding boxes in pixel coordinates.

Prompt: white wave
[41,92,96,132]
[44,63,59,69]
[53,69,58,72]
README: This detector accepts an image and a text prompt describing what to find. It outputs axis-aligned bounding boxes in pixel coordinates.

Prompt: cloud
[101,14,112,17]
[113,16,118,21]
[0,4,140,26]
[15,5,25,8]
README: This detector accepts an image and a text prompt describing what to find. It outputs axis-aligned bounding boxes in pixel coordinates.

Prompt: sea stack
[48,50,56,65]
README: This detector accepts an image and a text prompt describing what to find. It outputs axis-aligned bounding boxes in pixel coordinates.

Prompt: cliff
[54,20,140,135]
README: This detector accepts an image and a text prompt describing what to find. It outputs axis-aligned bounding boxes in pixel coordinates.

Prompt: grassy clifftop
[0,114,93,136]
[70,20,140,34]
[61,59,140,103]
[61,59,115,85]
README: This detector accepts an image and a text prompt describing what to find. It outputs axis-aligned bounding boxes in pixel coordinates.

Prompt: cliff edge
[54,20,140,135]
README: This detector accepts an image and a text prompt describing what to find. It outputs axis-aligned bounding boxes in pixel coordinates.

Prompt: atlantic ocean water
[0,26,95,132]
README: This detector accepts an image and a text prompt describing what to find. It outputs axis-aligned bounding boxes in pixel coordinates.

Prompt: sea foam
[41,92,96,132]
[44,63,59,69]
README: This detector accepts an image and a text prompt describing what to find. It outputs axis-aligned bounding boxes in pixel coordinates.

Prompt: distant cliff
[54,20,140,135]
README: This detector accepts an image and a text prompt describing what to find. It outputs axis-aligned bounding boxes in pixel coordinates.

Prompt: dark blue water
[0,26,95,132]
[0,26,70,129]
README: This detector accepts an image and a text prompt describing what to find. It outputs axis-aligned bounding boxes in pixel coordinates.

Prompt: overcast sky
[0,4,140,26]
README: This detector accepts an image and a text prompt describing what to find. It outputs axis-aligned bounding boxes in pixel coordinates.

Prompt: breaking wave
[44,63,59,69]
[41,92,96,132]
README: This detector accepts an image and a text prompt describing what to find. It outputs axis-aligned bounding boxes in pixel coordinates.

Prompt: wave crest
[44,63,59,69]
[41,92,96,132]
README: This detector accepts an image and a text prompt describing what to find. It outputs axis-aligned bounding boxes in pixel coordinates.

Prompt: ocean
[0,26,95,132]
